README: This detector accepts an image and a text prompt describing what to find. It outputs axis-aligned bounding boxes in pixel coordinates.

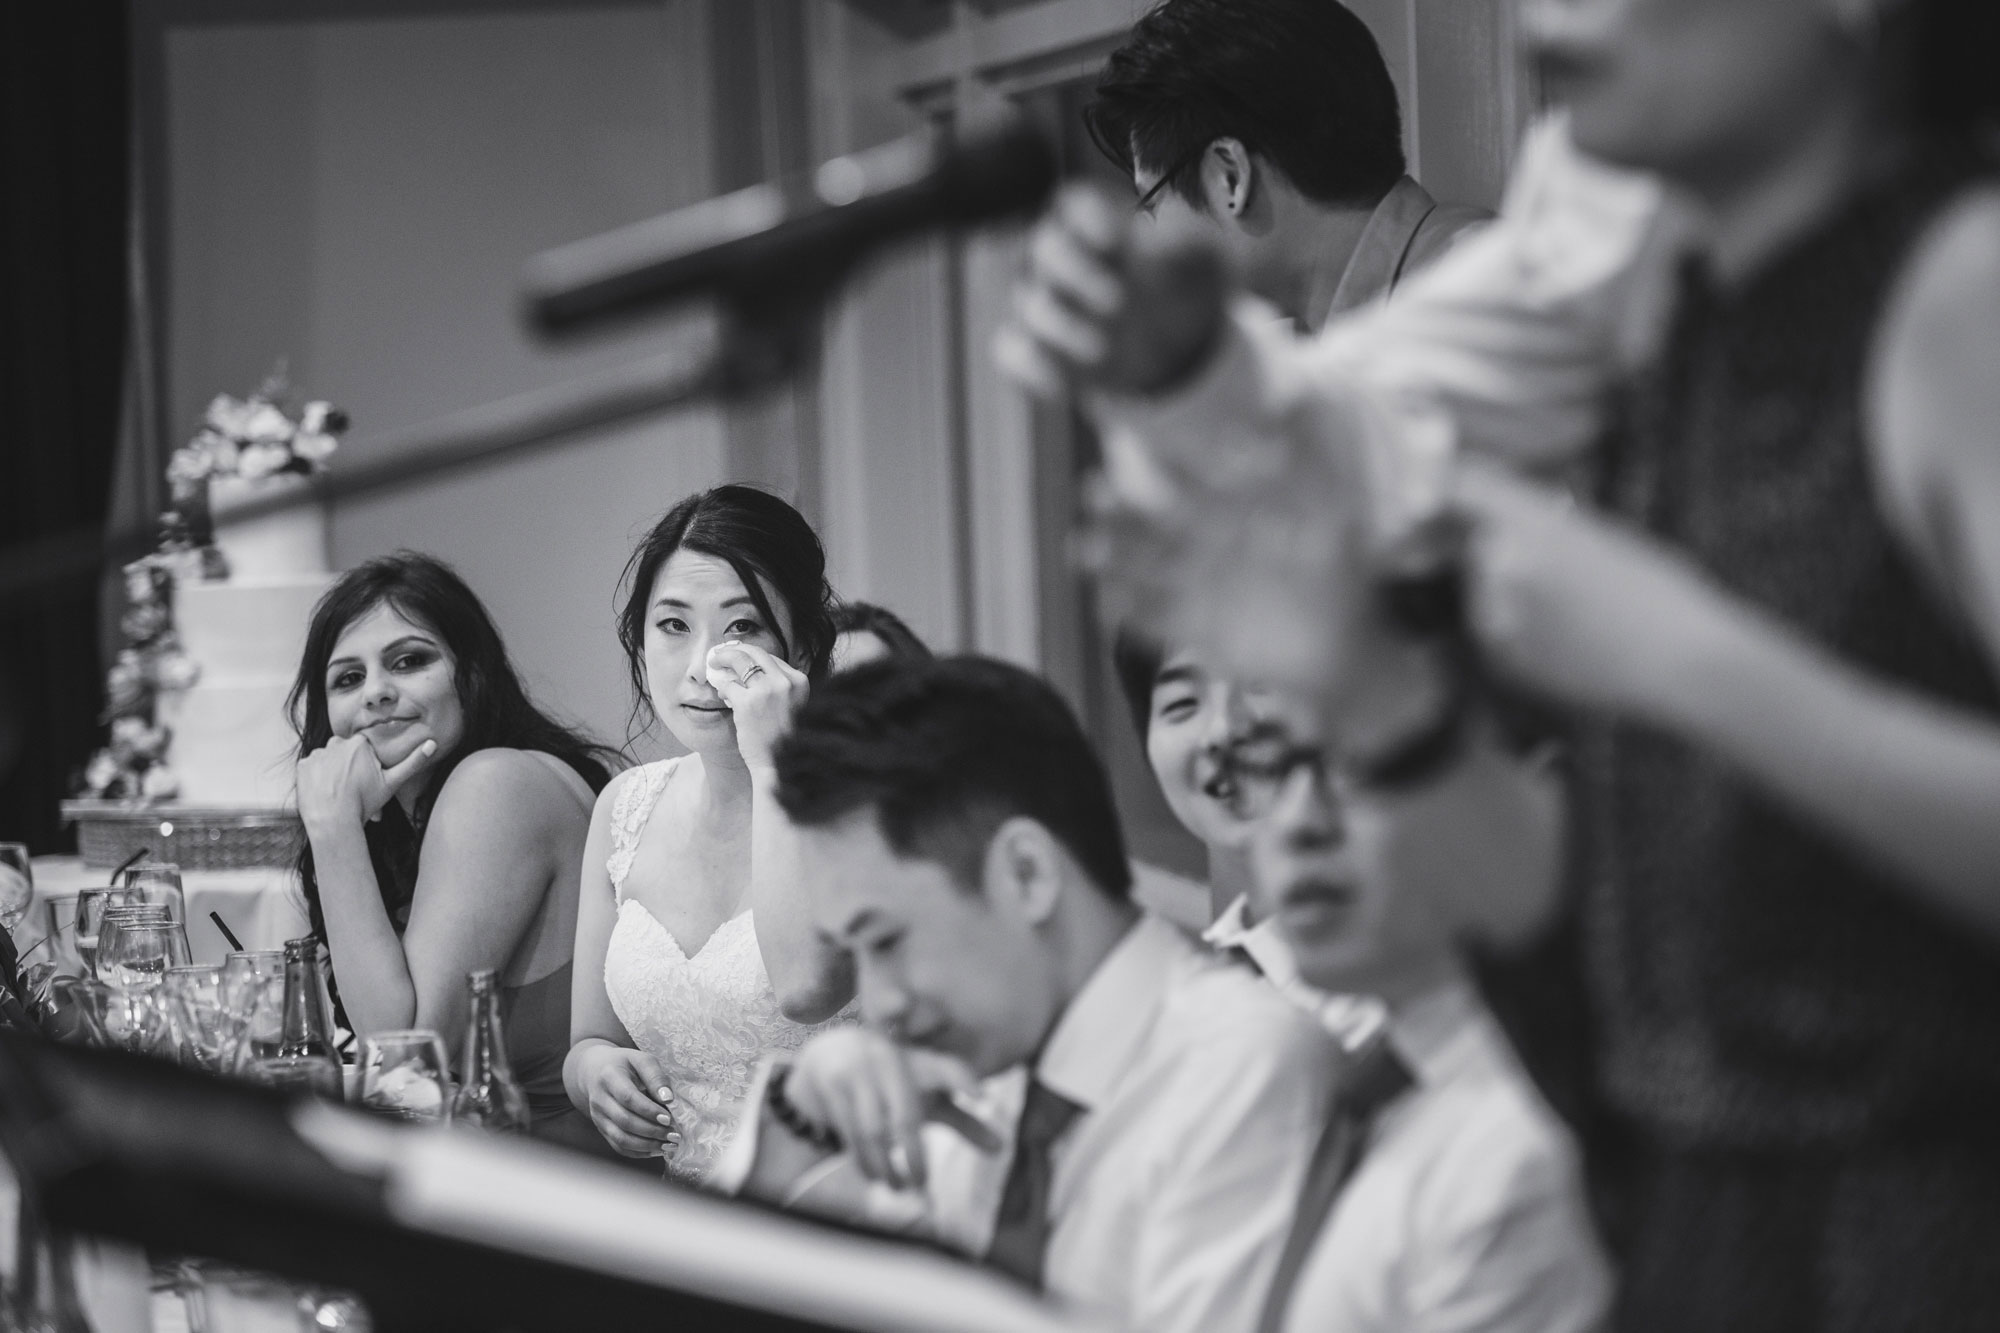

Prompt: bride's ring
[741,664,764,683]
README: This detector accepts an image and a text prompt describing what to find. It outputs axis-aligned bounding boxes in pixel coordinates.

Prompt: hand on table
[784,1027,1001,1190]
[572,1041,680,1159]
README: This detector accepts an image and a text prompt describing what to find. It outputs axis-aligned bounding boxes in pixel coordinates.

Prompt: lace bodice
[602,758,846,1182]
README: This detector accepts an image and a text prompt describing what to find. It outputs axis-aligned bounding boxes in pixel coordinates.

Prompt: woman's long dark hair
[289,553,619,1023]
[617,485,837,740]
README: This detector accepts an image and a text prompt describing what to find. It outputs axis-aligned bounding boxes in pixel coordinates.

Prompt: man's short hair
[1087,0,1405,210]
[773,656,1134,900]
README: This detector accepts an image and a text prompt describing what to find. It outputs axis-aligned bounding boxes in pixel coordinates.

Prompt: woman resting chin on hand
[292,553,618,1154]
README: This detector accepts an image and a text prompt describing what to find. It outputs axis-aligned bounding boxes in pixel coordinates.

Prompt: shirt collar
[1201,893,1301,987]
[1384,977,1485,1090]
[1035,914,1188,1112]
[1311,175,1440,329]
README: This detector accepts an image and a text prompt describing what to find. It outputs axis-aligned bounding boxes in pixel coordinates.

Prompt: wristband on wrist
[767,1065,841,1153]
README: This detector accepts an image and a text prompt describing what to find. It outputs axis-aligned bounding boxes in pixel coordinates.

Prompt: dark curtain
[0,3,131,852]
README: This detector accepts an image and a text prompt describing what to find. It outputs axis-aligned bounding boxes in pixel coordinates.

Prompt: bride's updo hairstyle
[617,485,837,735]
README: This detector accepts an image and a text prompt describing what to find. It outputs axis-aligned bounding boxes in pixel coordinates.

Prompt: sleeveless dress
[601,757,848,1183]
[1575,149,2000,1327]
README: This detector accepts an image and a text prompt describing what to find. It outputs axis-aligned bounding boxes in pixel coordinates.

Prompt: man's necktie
[1254,1032,1416,1333]
[986,1077,1084,1288]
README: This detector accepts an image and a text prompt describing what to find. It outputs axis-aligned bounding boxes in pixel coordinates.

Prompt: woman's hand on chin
[297,733,439,836]
[706,642,809,777]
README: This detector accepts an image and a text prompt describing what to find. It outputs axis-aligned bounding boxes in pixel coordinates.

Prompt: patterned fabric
[602,757,846,1183]
[1582,148,2000,1151]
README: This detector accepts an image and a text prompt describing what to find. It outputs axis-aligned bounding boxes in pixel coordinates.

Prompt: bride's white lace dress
[603,757,847,1183]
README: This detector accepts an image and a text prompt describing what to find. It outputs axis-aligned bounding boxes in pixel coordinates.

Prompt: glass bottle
[450,969,528,1133]
[254,936,340,1097]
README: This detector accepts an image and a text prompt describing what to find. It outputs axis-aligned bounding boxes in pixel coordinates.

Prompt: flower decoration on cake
[166,365,348,495]
[79,547,198,802]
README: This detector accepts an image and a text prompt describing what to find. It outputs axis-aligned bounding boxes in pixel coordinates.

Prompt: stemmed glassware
[120,859,187,925]
[98,919,191,1055]
[94,904,176,982]
[37,893,87,977]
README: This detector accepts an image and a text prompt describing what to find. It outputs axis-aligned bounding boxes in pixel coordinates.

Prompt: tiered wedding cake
[156,474,333,807]
[69,382,345,868]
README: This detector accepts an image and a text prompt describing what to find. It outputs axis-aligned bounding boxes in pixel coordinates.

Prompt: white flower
[300,401,334,434]
[166,446,213,488]
[205,393,255,437]
[237,441,289,479]
[140,765,181,800]
[292,430,338,463]
[197,427,241,470]
[85,751,121,794]
[109,715,150,753]
[155,652,201,691]
[243,401,294,444]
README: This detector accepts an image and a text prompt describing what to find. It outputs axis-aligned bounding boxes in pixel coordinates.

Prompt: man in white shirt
[1230,693,1610,1333]
[721,655,1341,1333]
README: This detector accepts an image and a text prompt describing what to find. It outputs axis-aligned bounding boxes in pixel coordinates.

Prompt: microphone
[522,118,1057,339]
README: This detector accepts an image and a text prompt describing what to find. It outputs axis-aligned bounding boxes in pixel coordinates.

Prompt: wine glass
[95,903,173,983]
[164,964,227,1071]
[0,842,33,938]
[122,859,187,923]
[359,1030,452,1123]
[99,919,191,991]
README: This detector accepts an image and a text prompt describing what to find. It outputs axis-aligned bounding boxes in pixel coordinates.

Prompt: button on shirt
[1280,981,1611,1333]
[720,915,1342,1333]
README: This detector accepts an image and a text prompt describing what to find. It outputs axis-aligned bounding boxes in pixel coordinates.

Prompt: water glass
[74,885,143,977]
[96,904,176,984]
[359,1030,451,1123]
[0,842,32,936]
[164,964,227,1071]
[99,919,191,990]
[121,859,187,923]
[220,949,286,1073]
[37,893,87,976]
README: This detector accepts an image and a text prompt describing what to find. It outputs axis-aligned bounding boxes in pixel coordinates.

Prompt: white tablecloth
[26,855,311,966]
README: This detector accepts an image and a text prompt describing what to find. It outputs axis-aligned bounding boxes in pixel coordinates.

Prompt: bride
[564,485,852,1178]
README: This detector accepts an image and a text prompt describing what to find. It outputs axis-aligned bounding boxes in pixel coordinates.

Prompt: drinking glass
[95,904,174,983]
[99,919,191,991]
[73,886,142,978]
[220,949,286,1073]
[0,842,33,936]
[38,893,86,976]
[121,859,187,923]
[359,1030,451,1123]
[164,964,227,1071]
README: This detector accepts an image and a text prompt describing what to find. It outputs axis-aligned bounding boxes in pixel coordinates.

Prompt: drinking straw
[208,911,245,952]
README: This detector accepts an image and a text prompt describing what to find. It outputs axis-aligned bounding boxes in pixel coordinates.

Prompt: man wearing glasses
[1087,0,1488,336]
[1226,694,1607,1333]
